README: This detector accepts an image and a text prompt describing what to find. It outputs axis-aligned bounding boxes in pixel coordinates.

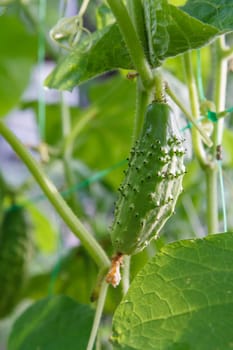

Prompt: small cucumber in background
[0,205,31,318]
[110,102,186,256]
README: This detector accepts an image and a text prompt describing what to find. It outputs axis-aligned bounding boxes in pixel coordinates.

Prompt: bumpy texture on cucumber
[110,102,185,255]
[0,206,30,318]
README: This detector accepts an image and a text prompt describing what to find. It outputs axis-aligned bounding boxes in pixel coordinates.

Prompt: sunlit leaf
[112,233,233,350]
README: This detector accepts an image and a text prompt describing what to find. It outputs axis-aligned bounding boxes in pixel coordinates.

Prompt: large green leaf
[45,16,217,91]
[45,24,133,91]
[182,0,233,31]
[112,233,233,350]
[46,1,233,91]
[0,13,37,116]
[164,5,218,57]
[8,296,94,350]
[144,2,219,66]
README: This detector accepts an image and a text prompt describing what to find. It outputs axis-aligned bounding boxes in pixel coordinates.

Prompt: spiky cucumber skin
[0,206,30,318]
[111,102,185,255]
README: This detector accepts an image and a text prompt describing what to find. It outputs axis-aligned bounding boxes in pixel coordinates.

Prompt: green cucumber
[0,206,31,318]
[110,102,185,255]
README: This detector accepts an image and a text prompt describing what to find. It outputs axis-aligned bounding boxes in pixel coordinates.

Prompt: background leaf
[72,74,136,189]
[45,13,218,91]
[45,1,233,92]
[45,24,133,91]
[27,204,58,253]
[112,233,233,350]
[8,296,94,350]
[0,13,37,117]
[182,0,233,31]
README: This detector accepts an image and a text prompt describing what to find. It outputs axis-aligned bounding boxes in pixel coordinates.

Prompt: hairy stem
[0,121,110,269]
[106,0,154,89]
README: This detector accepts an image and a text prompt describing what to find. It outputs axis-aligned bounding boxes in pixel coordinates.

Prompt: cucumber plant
[0,1,233,350]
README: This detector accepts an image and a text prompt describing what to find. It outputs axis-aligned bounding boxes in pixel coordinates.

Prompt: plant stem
[86,281,109,350]
[62,105,95,211]
[205,167,218,233]
[182,51,208,168]
[122,255,130,294]
[106,0,154,89]
[20,1,57,59]
[63,107,97,157]
[79,0,91,17]
[211,35,229,233]
[0,120,110,269]
[183,50,219,234]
